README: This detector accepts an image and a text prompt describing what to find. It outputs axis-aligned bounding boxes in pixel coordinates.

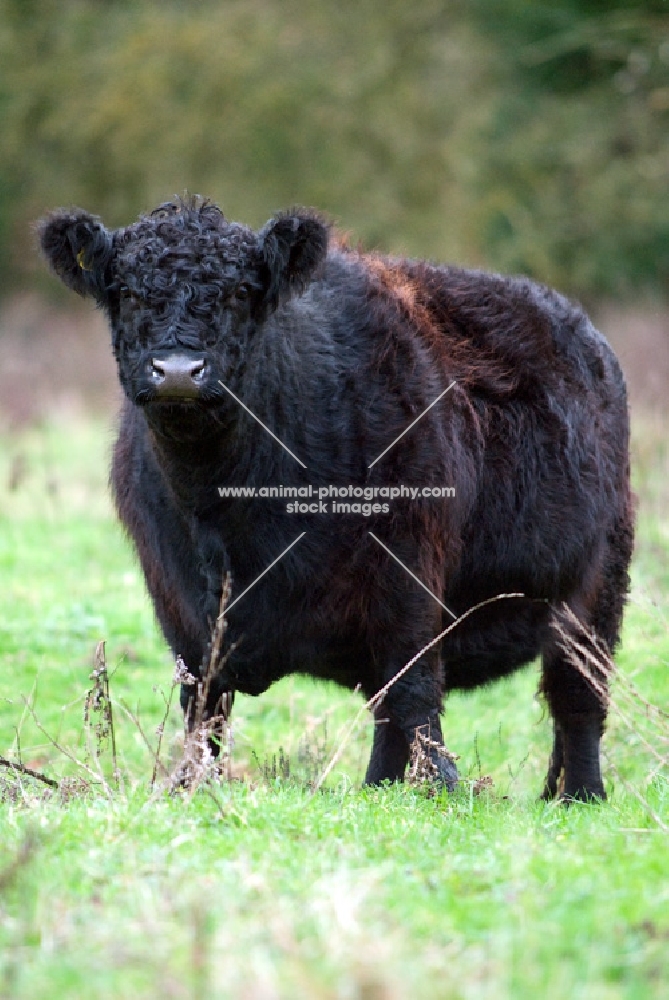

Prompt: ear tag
[77,248,91,271]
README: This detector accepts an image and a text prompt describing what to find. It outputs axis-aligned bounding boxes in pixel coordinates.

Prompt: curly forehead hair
[112,196,260,296]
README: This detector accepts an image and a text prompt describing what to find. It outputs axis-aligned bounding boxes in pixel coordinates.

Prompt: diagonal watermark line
[220,531,307,618]
[368,531,457,620]
[218,380,307,469]
[367,380,456,469]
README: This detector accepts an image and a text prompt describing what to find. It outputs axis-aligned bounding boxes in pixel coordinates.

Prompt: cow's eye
[121,287,142,309]
[137,318,151,343]
[235,283,250,302]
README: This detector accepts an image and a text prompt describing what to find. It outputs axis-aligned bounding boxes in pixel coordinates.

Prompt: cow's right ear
[38,209,114,303]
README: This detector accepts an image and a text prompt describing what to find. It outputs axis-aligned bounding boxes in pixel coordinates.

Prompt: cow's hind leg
[542,507,632,802]
[540,608,611,802]
[541,724,564,800]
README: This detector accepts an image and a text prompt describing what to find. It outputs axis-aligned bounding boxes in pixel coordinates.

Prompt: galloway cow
[39,196,634,800]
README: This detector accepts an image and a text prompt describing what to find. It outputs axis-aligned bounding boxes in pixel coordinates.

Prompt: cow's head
[39,197,329,407]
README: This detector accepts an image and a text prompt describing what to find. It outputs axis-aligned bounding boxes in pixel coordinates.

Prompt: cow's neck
[143,405,231,507]
[143,396,309,520]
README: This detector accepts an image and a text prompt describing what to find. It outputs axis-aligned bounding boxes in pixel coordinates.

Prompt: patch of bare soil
[0,292,121,428]
[595,303,669,413]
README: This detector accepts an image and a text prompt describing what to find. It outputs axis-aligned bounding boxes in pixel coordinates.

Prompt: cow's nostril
[191,360,207,382]
[151,359,166,382]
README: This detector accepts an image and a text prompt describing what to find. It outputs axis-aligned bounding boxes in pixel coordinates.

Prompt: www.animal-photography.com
[1,3,668,998]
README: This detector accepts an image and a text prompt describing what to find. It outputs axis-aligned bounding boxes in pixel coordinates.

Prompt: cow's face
[39,198,328,408]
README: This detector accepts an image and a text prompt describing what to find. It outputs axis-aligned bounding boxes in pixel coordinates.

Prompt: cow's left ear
[258,210,329,314]
[38,209,114,304]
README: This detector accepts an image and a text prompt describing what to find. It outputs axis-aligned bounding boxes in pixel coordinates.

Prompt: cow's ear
[38,209,114,303]
[258,210,329,313]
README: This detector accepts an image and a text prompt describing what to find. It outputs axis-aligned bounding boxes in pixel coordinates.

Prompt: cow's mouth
[148,394,201,405]
[134,389,202,407]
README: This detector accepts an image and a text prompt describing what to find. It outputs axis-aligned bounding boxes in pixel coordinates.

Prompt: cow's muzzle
[149,354,208,400]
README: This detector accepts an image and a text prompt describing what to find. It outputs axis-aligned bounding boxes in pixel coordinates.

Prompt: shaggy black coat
[39,197,634,800]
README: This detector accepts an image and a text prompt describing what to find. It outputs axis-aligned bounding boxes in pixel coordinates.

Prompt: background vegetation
[1,0,668,301]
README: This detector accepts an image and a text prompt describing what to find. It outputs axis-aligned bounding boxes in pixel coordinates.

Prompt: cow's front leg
[176,518,237,757]
[365,711,410,784]
[365,701,459,789]
[364,611,458,790]
[179,658,235,760]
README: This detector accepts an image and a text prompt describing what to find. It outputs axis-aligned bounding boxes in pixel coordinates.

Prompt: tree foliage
[467,0,669,297]
[1,0,667,299]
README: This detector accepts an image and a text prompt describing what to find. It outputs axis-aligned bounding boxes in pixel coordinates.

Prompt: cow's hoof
[559,786,607,804]
[435,755,460,792]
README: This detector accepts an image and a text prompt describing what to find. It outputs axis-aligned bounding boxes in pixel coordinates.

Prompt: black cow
[39,196,634,800]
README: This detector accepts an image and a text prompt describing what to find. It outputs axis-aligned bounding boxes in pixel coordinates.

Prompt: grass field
[1,415,667,999]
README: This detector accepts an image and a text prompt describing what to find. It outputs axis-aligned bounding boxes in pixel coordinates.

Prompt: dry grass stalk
[472,775,495,795]
[23,696,114,796]
[604,753,668,832]
[407,728,459,788]
[550,604,614,708]
[113,698,171,789]
[166,575,235,796]
[254,719,334,788]
[150,671,180,789]
[0,756,58,790]
[84,640,120,786]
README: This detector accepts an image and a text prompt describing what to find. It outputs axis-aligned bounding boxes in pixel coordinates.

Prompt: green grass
[1,416,668,999]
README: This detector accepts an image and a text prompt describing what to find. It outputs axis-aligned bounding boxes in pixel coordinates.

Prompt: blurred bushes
[1,0,668,300]
[469,0,669,298]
